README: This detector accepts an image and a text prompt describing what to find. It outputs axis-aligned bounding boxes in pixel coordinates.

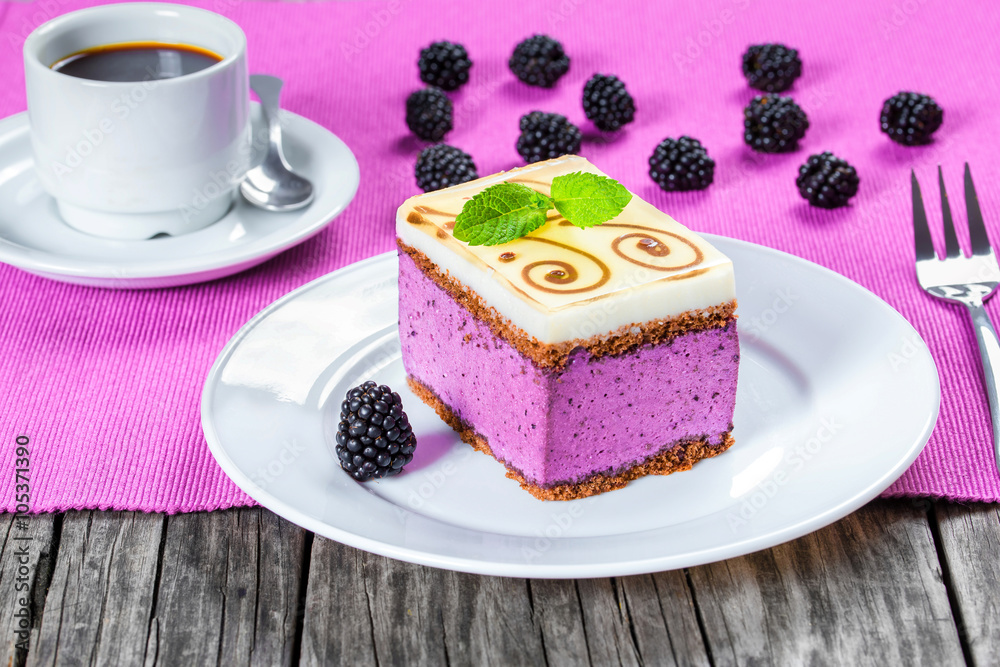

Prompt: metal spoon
[240,75,314,212]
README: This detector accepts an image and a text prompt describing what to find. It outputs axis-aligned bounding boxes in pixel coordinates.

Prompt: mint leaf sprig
[453,171,632,246]
[451,182,553,247]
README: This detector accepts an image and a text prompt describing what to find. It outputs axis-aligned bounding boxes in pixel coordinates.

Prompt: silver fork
[913,164,1000,470]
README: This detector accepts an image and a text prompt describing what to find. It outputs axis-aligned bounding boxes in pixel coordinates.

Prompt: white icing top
[396,156,735,344]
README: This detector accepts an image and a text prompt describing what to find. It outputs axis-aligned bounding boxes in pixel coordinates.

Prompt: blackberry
[406,87,453,141]
[509,35,570,88]
[648,136,715,192]
[796,152,859,208]
[880,92,943,145]
[415,144,478,192]
[418,41,472,91]
[742,43,802,93]
[582,74,636,132]
[335,381,416,482]
[516,111,582,163]
[743,95,809,153]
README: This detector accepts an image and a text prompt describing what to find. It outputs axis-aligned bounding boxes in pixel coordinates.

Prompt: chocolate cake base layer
[397,239,737,370]
[407,375,735,501]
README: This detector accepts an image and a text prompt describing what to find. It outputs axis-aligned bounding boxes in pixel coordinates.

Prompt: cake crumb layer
[399,240,736,370]
[407,375,735,501]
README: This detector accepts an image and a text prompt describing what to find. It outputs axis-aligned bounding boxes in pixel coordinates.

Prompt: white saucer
[201,237,941,578]
[0,103,359,288]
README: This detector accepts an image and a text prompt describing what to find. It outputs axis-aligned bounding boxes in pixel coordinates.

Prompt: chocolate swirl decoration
[409,201,702,296]
[519,238,611,294]
[407,205,459,226]
[603,223,704,271]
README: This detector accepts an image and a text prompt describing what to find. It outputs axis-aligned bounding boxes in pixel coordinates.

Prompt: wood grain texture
[536,573,711,667]
[300,538,379,666]
[688,501,965,667]
[6,499,999,666]
[355,551,449,666]
[147,508,306,667]
[26,512,162,667]
[575,578,640,666]
[620,572,712,667]
[302,537,548,666]
[435,569,545,665]
[935,502,1000,667]
[529,580,592,666]
[0,513,58,667]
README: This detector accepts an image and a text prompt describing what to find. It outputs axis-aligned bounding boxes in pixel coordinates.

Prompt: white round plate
[0,103,359,288]
[201,237,940,578]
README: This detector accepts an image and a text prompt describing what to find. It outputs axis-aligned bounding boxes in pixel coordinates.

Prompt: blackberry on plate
[648,136,715,191]
[406,87,453,141]
[742,43,802,92]
[415,144,478,192]
[880,91,943,145]
[796,152,859,208]
[418,41,472,91]
[509,35,570,88]
[335,381,416,482]
[582,74,636,132]
[743,95,809,153]
[516,111,582,163]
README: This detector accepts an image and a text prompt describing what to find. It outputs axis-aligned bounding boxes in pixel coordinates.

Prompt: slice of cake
[396,155,738,500]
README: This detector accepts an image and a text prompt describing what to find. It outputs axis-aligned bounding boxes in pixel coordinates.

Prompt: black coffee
[52,42,222,82]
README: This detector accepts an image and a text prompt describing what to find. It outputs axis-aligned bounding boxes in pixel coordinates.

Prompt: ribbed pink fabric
[1,0,998,512]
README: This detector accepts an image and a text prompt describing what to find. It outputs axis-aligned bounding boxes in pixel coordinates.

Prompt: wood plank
[934,501,1000,666]
[7,500,981,666]
[26,511,162,667]
[435,569,545,665]
[301,538,547,666]
[248,511,310,667]
[575,578,640,666]
[148,508,306,667]
[0,513,58,667]
[299,538,380,666]
[354,551,449,666]
[529,580,592,666]
[620,572,712,667]
[536,573,710,667]
[688,500,965,666]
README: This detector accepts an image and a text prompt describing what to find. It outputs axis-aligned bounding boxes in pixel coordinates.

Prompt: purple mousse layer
[398,250,740,488]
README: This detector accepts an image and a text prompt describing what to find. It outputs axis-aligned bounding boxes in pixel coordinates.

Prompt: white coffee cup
[23,3,251,239]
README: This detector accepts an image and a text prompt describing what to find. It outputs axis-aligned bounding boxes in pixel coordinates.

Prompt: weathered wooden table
[1,499,996,665]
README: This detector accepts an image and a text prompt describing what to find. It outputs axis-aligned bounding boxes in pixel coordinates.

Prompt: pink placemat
[1,0,998,513]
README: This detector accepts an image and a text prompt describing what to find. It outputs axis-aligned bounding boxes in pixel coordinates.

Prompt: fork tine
[938,166,962,258]
[965,163,993,256]
[912,170,936,262]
